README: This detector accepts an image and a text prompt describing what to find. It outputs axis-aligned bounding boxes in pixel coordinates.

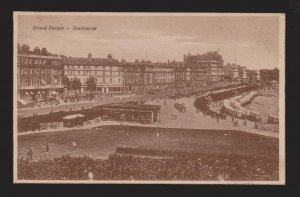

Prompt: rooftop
[63,57,118,65]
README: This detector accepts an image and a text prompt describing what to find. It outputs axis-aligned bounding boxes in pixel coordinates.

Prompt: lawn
[18,125,279,161]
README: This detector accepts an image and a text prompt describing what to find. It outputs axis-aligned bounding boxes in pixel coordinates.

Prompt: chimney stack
[88,53,92,61]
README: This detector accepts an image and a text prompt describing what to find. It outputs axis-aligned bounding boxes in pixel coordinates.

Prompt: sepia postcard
[13,12,285,184]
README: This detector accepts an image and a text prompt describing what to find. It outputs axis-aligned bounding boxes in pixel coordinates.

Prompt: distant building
[17,44,64,102]
[238,66,248,82]
[170,61,189,88]
[123,61,175,93]
[63,54,125,96]
[149,63,175,90]
[247,70,259,82]
[223,63,239,81]
[260,68,279,82]
[256,70,260,81]
[183,51,224,85]
[123,61,146,92]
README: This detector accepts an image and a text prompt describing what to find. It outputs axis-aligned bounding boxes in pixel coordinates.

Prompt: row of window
[70,77,123,84]
[65,65,122,70]
[64,70,122,76]
[127,78,174,84]
[18,57,60,66]
[20,78,61,87]
[19,67,62,75]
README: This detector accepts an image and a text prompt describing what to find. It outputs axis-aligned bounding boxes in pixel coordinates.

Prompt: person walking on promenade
[243,119,247,127]
[42,144,46,155]
[88,171,94,181]
[45,143,49,157]
[72,140,77,149]
[26,148,33,160]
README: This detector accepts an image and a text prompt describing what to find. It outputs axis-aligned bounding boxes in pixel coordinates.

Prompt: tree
[62,76,71,99]
[72,78,81,96]
[86,77,96,98]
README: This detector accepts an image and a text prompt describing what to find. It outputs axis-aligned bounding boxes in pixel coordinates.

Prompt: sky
[17,14,283,70]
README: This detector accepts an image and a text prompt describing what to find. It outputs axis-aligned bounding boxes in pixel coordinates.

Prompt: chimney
[17,43,21,53]
[21,44,30,53]
[33,47,41,54]
[88,53,92,61]
[107,54,112,60]
[41,48,48,55]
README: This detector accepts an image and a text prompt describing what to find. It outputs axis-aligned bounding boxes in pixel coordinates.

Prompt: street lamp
[50,98,53,113]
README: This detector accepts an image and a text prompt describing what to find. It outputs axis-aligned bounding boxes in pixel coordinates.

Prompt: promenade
[18,97,279,138]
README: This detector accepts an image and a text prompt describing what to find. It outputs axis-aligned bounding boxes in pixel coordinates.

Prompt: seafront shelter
[100,103,161,124]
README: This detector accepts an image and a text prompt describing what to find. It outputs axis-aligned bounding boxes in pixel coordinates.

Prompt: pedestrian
[243,119,247,127]
[88,171,94,181]
[45,143,49,157]
[26,148,33,160]
[217,116,219,123]
[254,122,258,129]
[42,144,46,154]
[72,140,77,149]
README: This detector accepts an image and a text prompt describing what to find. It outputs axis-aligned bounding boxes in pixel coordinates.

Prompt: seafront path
[18,94,140,117]
[18,97,279,138]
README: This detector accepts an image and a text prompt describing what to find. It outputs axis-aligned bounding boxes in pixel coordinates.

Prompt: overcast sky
[17,14,282,69]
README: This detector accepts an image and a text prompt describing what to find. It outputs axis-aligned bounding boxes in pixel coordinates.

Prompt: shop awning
[63,114,85,120]
[51,91,57,94]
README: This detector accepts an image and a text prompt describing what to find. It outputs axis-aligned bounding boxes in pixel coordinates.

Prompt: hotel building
[63,54,125,96]
[123,60,175,93]
[183,51,224,86]
[17,44,64,104]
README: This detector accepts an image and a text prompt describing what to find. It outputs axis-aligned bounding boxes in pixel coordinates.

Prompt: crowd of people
[258,82,279,97]
[17,149,278,181]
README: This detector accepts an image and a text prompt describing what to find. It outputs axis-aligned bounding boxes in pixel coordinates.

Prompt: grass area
[18,125,278,161]
[245,96,279,118]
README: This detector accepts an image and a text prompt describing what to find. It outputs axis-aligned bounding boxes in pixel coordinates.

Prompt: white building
[63,54,125,96]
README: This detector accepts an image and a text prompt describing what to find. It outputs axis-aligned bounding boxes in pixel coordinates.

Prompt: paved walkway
[18,98,119,117]
[18,94,153,117]
[18,97,279,138]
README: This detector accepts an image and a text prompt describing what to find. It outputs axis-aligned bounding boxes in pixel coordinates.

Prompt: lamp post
[50,98,53,113]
